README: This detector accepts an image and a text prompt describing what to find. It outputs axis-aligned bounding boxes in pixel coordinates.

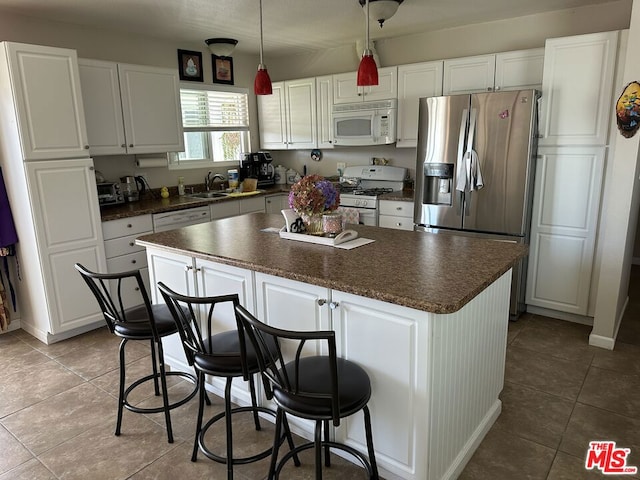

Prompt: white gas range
[338,165,407,226]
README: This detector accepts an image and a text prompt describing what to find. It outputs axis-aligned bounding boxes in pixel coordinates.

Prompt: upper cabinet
[316,75,334,149]
[443,49,544,95]
[396,60,444,148]
[78,59,184,155]
[1,42,90,160]
[333,66,398,104]
[538,31,618,146]
[258,78,317,150]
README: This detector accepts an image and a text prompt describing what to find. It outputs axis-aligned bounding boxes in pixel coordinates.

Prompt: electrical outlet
[337,162,346,174]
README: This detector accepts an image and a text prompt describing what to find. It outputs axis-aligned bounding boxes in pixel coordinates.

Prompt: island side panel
[428,270,511,480]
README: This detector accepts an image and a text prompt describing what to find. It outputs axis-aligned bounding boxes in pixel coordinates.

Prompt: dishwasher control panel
[152,206,211,232]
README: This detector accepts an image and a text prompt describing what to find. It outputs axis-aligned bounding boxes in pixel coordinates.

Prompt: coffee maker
[239,151,276,187]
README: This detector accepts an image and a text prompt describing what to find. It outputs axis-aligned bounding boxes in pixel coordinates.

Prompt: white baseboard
[20,319,104,344]
[525,305,594,326]
[588,296,626,350]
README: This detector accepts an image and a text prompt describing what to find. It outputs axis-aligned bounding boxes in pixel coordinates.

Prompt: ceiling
[0,0,618,56]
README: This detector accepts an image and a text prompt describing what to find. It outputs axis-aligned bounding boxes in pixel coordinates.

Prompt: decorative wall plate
[311,149,322,161]
[616,81,640,138]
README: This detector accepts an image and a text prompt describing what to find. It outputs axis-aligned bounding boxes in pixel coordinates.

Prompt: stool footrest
[123,371,198,415]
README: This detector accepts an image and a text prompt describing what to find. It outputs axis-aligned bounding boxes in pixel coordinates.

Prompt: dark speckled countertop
[136,212,526,314]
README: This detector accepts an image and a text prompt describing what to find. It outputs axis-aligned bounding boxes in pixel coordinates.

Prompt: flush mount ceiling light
[357,0,378,86]
[205,38,238,57]
[254,0,272,95]
[358,0,404,27]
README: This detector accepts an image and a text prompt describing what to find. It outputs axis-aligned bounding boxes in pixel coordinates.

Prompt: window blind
[180,89,249,131]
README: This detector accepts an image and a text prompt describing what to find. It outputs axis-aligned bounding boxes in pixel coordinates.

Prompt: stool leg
[224,377,234,480]
[115,338,127,436]
[282,413,301,467]
[268,408,284,480]
[192,371,206,462]
[149,338,160,396]
[156,338,174,443]
[323,420,330,467]
[248,374,261,431]
[363,406,379,480]
[314,420,323,480]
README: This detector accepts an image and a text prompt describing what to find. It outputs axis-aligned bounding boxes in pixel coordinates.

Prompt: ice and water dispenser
[422,163,454,206]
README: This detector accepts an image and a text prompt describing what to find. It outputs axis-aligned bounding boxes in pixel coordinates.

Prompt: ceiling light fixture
[358,0,404,28]
[357,0,378,87]
[254,0,272,95]
[205,38,238,57]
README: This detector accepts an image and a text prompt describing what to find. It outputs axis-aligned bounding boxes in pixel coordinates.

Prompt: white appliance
[332,99,397,146]
[339,165,406,226]
[152,207,211,232]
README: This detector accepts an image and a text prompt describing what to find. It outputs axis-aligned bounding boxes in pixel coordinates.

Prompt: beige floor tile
[17,326,117,359]
[0,458,57,480]
[548,451,639,480]
[504,345,590,400]
[593,341,640,374]
[0,360,84,418]
[579,367,640,418]
[559,402,640,475]
[494,381,574,449]
[37,413,181,480]
[1,382,114,455]
[459,428,556,480]
[0,424,33,475]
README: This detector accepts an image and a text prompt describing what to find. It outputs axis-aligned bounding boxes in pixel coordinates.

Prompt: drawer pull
[317,299,327,306]
[396,207,402,211]
[134,287,140,292]
[185,265,193,271]
[127,224,132,228]
[131,259,136,264]
[129,242,135,247]
[329,301,339,310]
[396,222,402,226]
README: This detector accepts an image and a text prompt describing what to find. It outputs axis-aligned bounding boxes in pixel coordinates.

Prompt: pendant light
[254,0,272,95]
[357,0,378,87]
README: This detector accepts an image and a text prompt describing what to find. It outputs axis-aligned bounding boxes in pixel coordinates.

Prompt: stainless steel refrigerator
[413,89,539,318]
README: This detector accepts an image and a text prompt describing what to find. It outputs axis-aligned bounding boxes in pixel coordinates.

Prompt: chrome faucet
[205,171,226,191]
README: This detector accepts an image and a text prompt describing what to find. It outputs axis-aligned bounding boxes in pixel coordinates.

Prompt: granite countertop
[100,185,290,221]
[380,189,414,202]
[136,213,527,314]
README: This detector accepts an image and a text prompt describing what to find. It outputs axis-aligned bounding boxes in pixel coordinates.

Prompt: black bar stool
[75,264,200,443]
[235,304,379,480]
[158,282,298,480]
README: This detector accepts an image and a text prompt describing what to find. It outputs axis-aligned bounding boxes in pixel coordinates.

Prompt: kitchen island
[136,213,527,480]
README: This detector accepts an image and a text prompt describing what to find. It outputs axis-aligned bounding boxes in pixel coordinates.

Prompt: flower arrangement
[288,174,340,217]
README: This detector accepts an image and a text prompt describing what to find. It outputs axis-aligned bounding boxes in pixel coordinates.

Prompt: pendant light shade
[357,0,379,87]
[358,0,404,28]
[254,0,272,95]
[205,38,238,57]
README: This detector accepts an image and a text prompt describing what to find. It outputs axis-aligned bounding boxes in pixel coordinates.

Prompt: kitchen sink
[187,192,229,199]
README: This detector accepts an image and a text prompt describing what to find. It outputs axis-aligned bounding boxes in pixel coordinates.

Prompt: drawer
[379,200,414,218]
[104,232,151,258]
[379,215,415,231]
[108,267,151,311]
[102,215,153,240]
[106,250,148,272]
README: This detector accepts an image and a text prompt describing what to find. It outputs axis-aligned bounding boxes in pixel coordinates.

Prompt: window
[169,85,250,169]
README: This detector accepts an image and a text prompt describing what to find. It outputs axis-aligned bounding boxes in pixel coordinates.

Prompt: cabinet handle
[127,224,132,228]
[129,144,134,148]
[487,87,493,92]
[185,265,193,271]
[84,145,90,149]
[121,144,126,148]
[131,259,136,264]
[317,299,327,306]
[129,242,135,247]
[329,140,332,143]
[134,287,140,292]
[89,166,94,171]
[195,267,201,272]
[329,301,339,310]
[396,222,402,226]
[495,86,501,91]
[396,207,402,211]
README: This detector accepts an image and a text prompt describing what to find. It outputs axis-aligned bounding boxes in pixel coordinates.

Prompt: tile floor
[1,268,640,479]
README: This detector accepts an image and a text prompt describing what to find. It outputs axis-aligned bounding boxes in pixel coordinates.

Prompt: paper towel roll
[135,157,167,168]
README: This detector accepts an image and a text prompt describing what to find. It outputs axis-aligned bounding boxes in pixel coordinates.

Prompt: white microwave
[332,99,397,146]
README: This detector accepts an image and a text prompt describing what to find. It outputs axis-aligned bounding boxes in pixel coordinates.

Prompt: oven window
[336,118,372,137]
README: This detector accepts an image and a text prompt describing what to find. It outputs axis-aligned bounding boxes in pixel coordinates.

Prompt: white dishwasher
[152,206,211,232]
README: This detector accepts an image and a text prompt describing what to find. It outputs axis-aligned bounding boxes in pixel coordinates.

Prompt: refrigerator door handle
[455,108,468,194]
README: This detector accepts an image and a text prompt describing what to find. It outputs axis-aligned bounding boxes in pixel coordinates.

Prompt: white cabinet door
[78,59,127,155]
[539,31,618,146]
[316,75,334,149]
[265,193,289,214]
[526,146,605,315]
[286,77,317,149]
[494,48,544,91]
[396,61,443,148]
[258,82,287,149]
[333,67,398,104]
[25,159,106,334]
[117,63,184,154]
[255,272,330,436]
[443,54,496,95]
[210,200,241,219]
[4,43,89,160]
[331,289,424,479]
[240,196,266,214]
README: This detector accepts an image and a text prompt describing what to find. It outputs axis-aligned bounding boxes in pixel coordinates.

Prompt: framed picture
[212,55,234,85]
[177,49,203,82]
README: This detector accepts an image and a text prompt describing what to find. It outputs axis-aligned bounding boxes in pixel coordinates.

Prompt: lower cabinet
[210,196,266,219]
[264,193,289,214]
[379,200,415,231]
[526,146,605,316]
[146,249,256,404]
